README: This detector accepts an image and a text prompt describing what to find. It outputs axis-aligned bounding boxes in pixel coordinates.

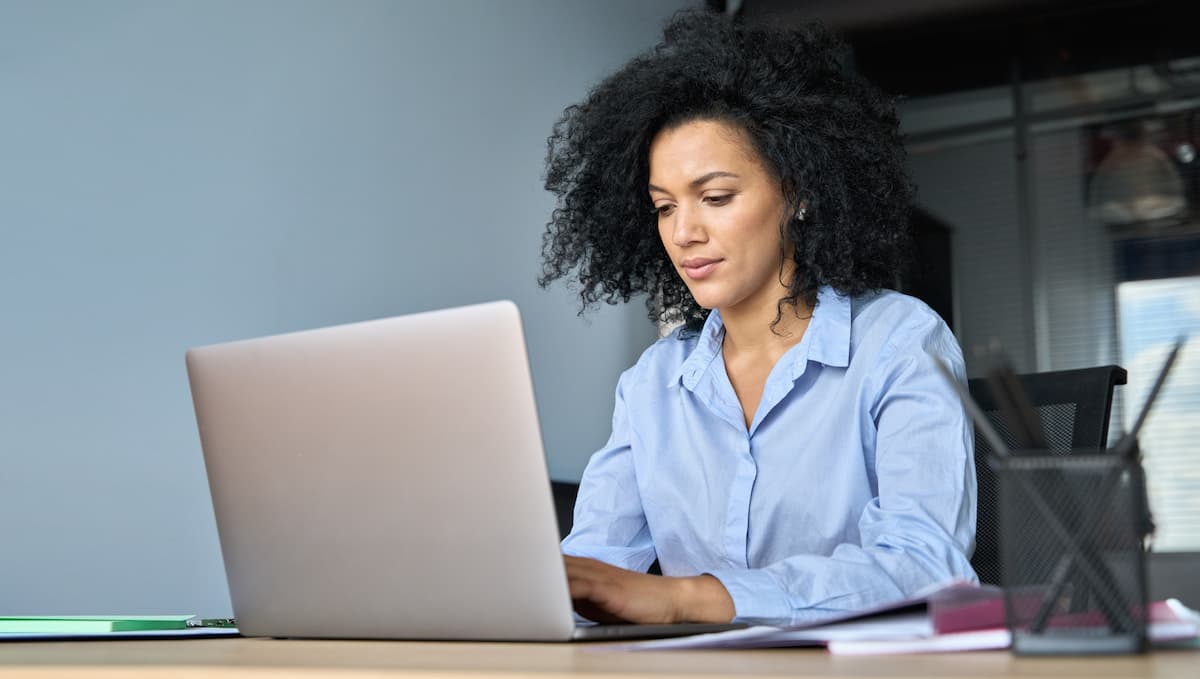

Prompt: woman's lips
[681,258,722,280]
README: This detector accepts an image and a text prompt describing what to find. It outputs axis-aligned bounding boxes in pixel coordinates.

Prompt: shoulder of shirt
[849,289,959,363]
[851,289,944,331]
[615,324,699,393]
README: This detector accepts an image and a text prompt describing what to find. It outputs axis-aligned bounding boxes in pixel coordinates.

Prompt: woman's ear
[780,179,807,223]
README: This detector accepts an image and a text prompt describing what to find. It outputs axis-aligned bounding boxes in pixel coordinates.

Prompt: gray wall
[0,0,680,616]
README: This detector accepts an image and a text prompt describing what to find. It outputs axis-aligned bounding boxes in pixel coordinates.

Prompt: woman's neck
[719,295,813,361]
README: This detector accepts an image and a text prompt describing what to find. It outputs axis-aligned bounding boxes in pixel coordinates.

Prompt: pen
[982,344,1046,451]
[1112,337,1184,461]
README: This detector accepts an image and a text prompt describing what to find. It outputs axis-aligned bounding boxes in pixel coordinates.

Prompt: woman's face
[649,118,793,315]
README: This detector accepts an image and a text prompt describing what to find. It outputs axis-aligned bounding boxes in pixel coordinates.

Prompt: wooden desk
[1,638,1197,678]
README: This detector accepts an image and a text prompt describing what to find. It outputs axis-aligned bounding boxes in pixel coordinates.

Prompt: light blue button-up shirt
[561,287,977,626]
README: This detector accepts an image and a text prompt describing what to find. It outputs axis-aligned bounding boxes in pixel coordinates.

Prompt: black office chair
[550,480,580,540]
[967,365,1127,586]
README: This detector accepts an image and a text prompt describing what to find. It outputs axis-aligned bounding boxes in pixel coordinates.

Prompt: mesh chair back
[550,480,580,540]
[967,365,1127,585]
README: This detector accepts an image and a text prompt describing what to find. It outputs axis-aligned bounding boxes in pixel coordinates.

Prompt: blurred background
[741,0,1200,556]
[1,0,1196,616]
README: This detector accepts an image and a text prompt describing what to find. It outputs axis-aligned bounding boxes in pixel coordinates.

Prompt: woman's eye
[654,204,675,216]
[704,194,733,206]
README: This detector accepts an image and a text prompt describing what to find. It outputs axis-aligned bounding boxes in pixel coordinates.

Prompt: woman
[539,11,976,627]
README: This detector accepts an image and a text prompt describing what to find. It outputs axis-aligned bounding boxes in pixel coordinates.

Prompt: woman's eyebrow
[648,170,741,193]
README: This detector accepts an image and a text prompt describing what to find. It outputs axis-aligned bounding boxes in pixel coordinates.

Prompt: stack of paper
[621,582,1200,655]
[0,616,239,640]
[827,599,1200,655]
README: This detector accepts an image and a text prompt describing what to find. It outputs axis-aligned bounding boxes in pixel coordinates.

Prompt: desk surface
[1,638,1197,678]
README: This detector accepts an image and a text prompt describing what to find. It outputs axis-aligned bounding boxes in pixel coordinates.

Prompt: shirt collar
[670,311,726,390]
[669,286,852,390]
[803,286,852,371]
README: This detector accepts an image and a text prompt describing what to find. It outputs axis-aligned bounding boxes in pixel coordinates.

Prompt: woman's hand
[563,555,736,624]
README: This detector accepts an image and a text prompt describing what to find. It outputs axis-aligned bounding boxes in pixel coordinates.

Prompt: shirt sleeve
[706,314,978,626]
[560,368,659,574]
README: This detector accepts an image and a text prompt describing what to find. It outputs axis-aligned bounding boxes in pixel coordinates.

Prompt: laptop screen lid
[186,301,576,640]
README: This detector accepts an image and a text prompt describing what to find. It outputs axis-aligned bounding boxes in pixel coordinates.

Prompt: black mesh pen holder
[995,452,1151,655]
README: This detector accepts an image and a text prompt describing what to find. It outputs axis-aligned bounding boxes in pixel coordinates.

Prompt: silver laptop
[186,300,741,641]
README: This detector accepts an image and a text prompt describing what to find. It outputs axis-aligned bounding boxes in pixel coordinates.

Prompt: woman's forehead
[648,119,764,184]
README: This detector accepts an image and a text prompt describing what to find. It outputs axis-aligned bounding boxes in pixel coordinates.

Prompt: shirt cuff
[706,568,794,626]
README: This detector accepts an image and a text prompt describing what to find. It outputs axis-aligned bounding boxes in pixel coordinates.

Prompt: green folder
[0,616,195,634]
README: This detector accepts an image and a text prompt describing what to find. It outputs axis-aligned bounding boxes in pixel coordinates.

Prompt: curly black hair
[539,10,913,330]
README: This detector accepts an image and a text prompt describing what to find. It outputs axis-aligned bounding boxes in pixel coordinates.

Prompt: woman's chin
[685,283,735,312]
[690,296,724,311]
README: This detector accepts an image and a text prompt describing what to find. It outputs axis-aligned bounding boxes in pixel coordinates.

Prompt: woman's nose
[670,205,706,247]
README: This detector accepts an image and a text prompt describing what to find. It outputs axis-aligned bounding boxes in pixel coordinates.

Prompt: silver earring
[796,207,807,222]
